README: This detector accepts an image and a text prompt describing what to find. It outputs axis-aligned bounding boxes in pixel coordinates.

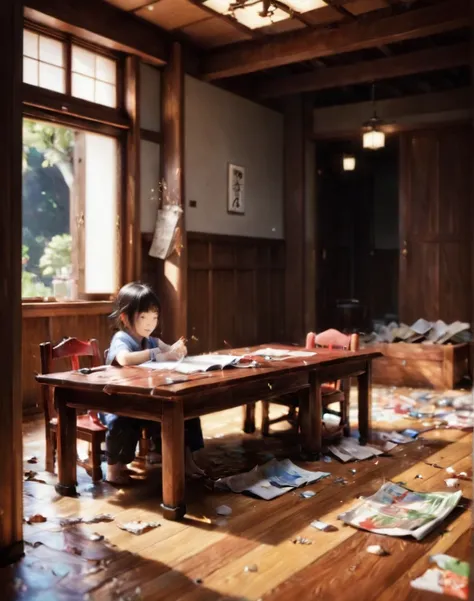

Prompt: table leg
[358,361,372,446]
[300,373,322,460]
[55,388,77,497]
[243,402,256,434]
[161,402,186,520]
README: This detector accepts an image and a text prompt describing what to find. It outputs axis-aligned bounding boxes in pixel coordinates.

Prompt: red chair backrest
[306,329,359,351]
[39,337,101,423]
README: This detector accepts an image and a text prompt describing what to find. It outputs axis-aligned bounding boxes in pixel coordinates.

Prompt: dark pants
[99,413,204,465]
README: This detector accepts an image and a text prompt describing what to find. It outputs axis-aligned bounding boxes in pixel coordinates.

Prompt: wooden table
[36,344,381,520]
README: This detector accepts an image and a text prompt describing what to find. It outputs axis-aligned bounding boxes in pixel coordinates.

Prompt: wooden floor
[1,389,472,601]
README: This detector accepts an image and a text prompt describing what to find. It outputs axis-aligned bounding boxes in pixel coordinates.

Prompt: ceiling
[102,0,471,109]
[103,0,418,50]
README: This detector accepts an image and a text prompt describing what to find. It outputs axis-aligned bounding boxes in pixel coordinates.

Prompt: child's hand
[170,339,187,359]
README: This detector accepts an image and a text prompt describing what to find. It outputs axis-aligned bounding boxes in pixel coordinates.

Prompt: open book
[139,354,250,374]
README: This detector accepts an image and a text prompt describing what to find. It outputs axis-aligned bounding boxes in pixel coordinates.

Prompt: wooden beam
[161,42,187,342]
[257,42,470,98]
[284,97,306,344]
[0,0,23,566]
[201,0,469,80]
[124,55,141,284]
[24,0,167,66]
[312,88,471,138]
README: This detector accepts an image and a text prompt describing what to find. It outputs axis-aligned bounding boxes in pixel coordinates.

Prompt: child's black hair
[110,282,161,330]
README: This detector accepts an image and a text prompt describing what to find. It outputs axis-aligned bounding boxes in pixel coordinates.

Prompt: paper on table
[253,348,316,359]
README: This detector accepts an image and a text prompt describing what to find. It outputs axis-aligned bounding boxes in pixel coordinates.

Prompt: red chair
[259,329,359,437]
[40,337,107,482]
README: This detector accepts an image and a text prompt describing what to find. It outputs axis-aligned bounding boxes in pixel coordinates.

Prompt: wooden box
[371,342,471,390]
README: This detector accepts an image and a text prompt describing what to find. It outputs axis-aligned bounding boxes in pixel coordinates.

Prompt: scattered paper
[338,482,462,540]
[60,514,114,527]
[216,459,329,500]
[411,554,469,599]
[149,205,181,260]
[328,438,383,463]
[118,521,160,535]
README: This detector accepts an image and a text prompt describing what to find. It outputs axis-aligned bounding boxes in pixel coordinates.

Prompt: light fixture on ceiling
[203,0,327,29]
[362,83,386,150]
[343,154,356,171]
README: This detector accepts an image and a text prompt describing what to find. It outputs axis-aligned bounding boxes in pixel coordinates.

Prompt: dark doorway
[316,136,399,332]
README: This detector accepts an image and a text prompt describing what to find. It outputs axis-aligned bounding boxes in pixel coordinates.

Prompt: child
[100,281,205,485]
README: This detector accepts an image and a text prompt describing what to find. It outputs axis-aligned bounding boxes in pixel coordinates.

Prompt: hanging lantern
[362,129,385,150]
[343,155,356,171]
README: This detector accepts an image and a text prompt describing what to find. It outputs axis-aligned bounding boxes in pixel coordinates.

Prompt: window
[23,29,65,93]
[22,118,120,299]
[72,46,117,108]
[23,27,118,109]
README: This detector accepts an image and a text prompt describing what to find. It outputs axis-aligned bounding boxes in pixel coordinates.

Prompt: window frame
[22,20,131,304]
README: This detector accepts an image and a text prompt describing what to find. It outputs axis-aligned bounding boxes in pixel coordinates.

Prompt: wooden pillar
[0,0,24,566]
[284,96,315,344]
[124,55,141,283]
[161,42,186,342]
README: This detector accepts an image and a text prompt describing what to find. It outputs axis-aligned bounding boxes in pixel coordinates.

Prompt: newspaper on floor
[411,554,469,600]
[216,459,330,500]
[328,437,384,462]
[338,482,462,540]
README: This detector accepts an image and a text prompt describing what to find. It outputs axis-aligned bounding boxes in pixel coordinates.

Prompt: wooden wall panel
[186,232,285,353]
[399,125,472,324]
[22,309,112,415]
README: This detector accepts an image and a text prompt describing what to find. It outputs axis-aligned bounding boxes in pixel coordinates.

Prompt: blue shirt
[106,330,159,365]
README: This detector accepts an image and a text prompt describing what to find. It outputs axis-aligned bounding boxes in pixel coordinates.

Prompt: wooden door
[399,126,471,323]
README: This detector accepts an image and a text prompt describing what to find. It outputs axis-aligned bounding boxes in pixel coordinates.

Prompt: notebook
[139,354,251,374]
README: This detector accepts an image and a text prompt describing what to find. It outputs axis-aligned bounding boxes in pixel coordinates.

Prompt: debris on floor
[117,521,160,535]
[367,545,389,556]
[410,554,469,600]
[216,458,329,500]
[24,514,47,524]
[292,536,312,545]
[338,482,462,540]
[328,438,384,462]
[60,514,114,527]
[216,505,232,516]
[310,520,337,532]
[444,478,460,488]
[300,490,316,499]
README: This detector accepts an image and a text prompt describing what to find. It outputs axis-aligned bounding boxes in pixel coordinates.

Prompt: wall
[184,75,284,239]
[399,125,472,323]
[139,62,161,233]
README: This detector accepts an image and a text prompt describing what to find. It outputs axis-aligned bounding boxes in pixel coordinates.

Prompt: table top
[36,344,382,398]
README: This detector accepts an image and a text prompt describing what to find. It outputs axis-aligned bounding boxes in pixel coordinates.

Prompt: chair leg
[341,378,351,437]
[137,428,149,459]
[243,403,256,434]
[46,429,56,473]
[261,401,270,437]
[90,438,103,482]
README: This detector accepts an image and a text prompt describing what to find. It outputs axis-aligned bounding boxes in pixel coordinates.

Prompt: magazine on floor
[216,458,330,500]
[338,482,462,540]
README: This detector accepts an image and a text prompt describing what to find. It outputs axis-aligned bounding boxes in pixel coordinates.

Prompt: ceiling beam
[312,87,471,137]
[257,42,469,98]
[201,0,469,80]
[24,0,167,65]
